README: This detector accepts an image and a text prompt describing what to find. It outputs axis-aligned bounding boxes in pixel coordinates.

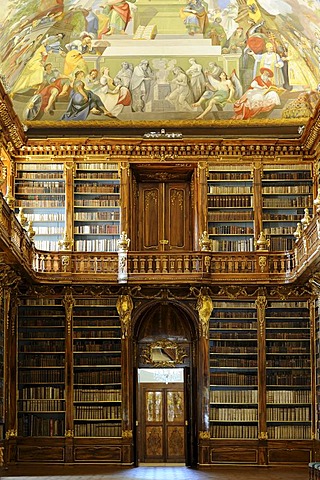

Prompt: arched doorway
[133,301,197,466]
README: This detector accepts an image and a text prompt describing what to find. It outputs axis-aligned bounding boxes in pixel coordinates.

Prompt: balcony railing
[0,193,319,284]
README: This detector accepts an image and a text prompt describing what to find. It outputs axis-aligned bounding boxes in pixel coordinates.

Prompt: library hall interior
[1,0,320,479]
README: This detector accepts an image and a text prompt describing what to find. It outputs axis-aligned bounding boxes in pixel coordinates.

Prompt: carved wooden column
[256,294,267,465]
[63,161,75,251]
[62,287,74,463]
[194,287,213,464]
[252,162,263,242]
[1,266,20,465]
[116,291,134,464]
[309,296,316,445]
[119,162,130,236]
[196,162,208,250]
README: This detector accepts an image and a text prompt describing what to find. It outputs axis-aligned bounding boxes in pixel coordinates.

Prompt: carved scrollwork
[141,340,188,367]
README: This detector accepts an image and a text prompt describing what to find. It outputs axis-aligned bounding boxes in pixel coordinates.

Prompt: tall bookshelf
[14,163,66,251]
[0,287,4,440]
[316,296,320,441]
[262,164,313,251]
[207,164,254,252]
[74,162,121,252]
[209,300,258,439]
[265,300,311,440]
[73,297,122,437]
[17,298,65,437]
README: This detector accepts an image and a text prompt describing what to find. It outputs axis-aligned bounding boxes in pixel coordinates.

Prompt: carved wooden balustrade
[0,193,319,284]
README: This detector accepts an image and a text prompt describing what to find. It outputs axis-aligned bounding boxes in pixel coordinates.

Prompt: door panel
[137,182,191,251]
[140,185,161,250]
[140,384,185,463]
[166,184,190,250]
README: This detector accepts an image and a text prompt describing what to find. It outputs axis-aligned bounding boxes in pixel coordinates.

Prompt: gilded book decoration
[0,0,319,125]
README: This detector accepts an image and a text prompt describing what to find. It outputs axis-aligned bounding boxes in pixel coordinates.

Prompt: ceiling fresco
[0,0,319,127]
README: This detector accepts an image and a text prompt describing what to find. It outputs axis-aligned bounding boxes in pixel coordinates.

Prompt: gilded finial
[17,207,28,228]
[27,220,35,240]
[293,222,303,241]
[301,208,311,229]
[58,231,74,251]
[255,231,270,251]
[199,230,213,251]
[117,231,130,252]
[4,186,15,209]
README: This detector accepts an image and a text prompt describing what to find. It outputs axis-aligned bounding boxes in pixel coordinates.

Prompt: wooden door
[139,383,185,463]
[137,182,191,251]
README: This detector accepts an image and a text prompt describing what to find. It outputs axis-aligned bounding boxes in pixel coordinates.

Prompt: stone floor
[0,465,308,480]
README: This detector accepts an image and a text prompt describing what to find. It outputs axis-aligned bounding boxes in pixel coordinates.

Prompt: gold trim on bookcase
[258,255,267,273]
[122,430,133,438]
[62,287,74,337]
[195,288,213,340]
[65,429,74,438]
[116,294,133,338]
[199,431,210,440]
[258,431,268,440]
[5,429,17,439]
[64,161,75,177]
[255,295,267,337]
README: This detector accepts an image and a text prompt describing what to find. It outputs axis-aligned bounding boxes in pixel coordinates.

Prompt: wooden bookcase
[73,162,120,252]
[14,162,66,251]
[209,299,258,439]
[17,297,66,437]
[73,296,122,437]
[207,164,254,252]
[261,164,313,251]
[265,300,311,440]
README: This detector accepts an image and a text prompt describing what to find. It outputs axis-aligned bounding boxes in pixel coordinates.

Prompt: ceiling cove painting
[0,0,319,125]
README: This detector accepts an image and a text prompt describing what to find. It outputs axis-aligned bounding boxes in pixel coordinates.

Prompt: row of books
[74,371,121,384]
[210,425,258,439]
[208,226,254,234]
[76,172,118,179]
[20,356,64,367]
[210,408,257,421]
[211,239,254,252]
[262,185,311,194]
[208,186,252,194]
[20,386,64,400]
[267,425,311,439]
[17,163,63,171]
[74,423,121,437]
[74,238,119,252]
[74,184,120,193]
[74,225,120,234]
[266,390,310,404]
[210,389,258,404]
[77,163,118,170]
[19,371,64,383]
[74,388,121,402]
[74,356,120,366]
[19,399,65,412]
[74,405,121,419]
[266,407,310,422]
[19,340,64,352]
[74,211,120,221]
[18,415,64,437]
[210,374,257,386]
[262,196,312,207]
[208,196,252,208]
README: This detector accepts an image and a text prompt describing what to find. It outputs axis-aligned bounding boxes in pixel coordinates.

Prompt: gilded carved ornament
[199,431,210,440]
[62,288,74,337]
[195,288,213,339]
[122,430,133,438]
[116,294,133,338]
[141,340,187,367]
[255,295,267,337]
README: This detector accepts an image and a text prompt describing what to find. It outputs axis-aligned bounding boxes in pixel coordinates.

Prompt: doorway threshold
[139,463,186,466]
